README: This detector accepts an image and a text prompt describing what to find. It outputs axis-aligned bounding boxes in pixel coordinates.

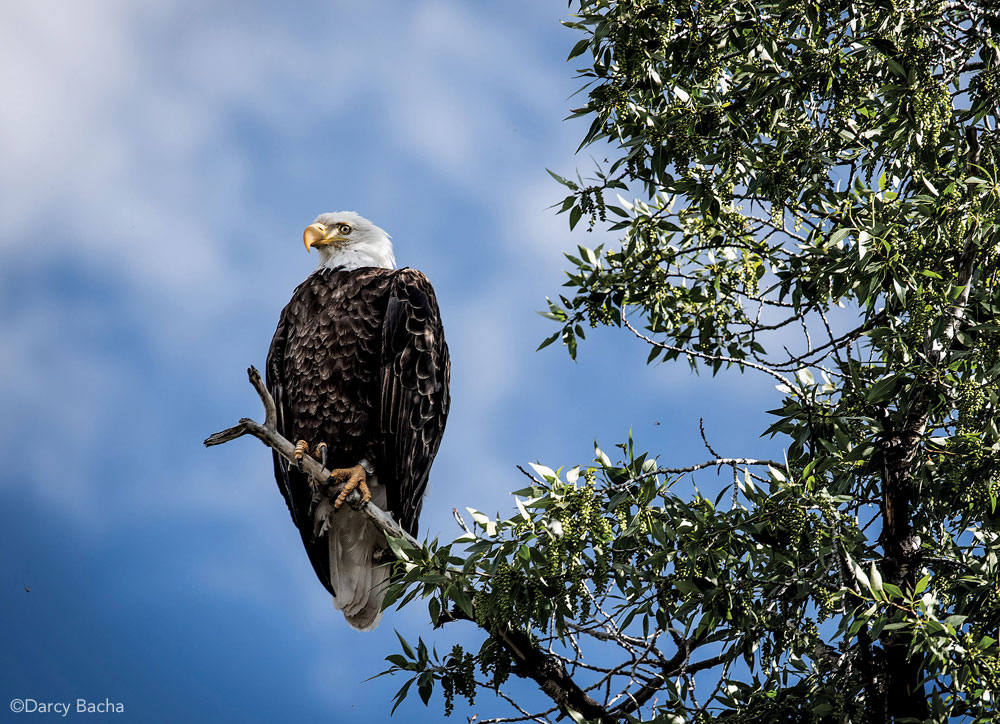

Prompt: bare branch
[644,458,784,478]
[204,365,419,548]
[623,317,799,393]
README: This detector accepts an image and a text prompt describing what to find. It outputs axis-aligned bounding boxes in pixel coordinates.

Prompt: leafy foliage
[383,1,1000,722]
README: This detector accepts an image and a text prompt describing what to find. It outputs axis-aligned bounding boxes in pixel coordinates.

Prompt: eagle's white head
[303,211,396,271]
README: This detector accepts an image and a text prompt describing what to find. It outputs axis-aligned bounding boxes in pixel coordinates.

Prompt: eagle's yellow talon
[293,439,310,470]
[332,464,369,510]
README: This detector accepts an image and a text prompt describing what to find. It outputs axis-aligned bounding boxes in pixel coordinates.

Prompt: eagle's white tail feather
[320,479,389,631]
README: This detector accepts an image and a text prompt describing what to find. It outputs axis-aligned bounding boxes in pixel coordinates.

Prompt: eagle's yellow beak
[303,223,349,252]
[303,223,328,252]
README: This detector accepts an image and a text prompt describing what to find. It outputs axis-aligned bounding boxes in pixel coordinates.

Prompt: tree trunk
[879,419,927,722]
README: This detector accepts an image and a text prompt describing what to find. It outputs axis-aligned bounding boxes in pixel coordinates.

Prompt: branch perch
[204,366,420,548]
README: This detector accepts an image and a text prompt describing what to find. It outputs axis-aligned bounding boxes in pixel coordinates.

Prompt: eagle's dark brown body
[266,266,450,608]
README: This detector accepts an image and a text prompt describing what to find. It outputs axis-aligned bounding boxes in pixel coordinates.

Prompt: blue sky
[0,2,782,721]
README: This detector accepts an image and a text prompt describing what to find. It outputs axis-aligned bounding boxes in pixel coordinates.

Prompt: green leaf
[882,583,904,600]
[857,231,868,260]
[546,168,578,190]
[428,596,440,624]
[395,630,416,660]
[870,563,884,595]
[384,654,409,669]
[887,58,907,78]
[867,374,900,403]
[829,228,852,246]
[529,462,558,481]
[448,585,475,619]
[567,38,590,60]
[381,583,405,611]
[417,672,433,706]
[390,678,414,714]
[537,331,561,351]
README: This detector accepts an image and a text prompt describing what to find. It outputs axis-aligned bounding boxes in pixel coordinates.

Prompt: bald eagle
[266,212,450,630]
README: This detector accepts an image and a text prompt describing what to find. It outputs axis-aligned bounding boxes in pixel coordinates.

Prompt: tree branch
[623,317,800,393]
[647,458,784,477]
[608,628,727,718]
[203,365,419,548]
[435,605,617,723]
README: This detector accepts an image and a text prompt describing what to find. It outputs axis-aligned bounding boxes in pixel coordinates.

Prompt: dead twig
[203,365,420,548]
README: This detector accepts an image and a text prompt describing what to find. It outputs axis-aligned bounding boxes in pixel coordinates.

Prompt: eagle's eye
[339,223,352,236]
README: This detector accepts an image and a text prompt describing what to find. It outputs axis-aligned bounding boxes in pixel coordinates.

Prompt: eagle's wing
[378,269,451,537]
[266,301,335,594]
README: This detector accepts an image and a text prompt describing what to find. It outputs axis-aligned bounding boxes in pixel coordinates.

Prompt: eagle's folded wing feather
[378,269,451,537]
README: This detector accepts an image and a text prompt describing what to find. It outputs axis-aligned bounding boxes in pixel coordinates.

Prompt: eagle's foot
[331,465,371,510]
[313,442,328,468]
[293,439,310,471]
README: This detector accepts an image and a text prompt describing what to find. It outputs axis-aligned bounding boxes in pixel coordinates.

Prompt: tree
[380,1,1000,721]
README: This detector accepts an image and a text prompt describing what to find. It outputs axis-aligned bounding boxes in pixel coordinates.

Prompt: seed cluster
[757,498,810,546]
[972,61,999,115]
[440,644,476,716]
[473,482,614,631]
[476,638,512,690]
[947,381,1000,513]
[816,588,839,622]
[578,186,608,230]
[910,80,950,150]
[473,562,546,629]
